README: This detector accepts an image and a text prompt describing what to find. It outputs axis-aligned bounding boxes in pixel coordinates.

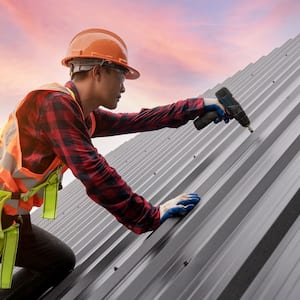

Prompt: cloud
[221,0,300,51]
[0,0,299,117]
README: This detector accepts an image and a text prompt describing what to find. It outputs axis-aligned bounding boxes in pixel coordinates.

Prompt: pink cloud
[223,0,300,51]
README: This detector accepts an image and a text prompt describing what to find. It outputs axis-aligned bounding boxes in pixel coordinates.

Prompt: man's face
[94,66,126,109]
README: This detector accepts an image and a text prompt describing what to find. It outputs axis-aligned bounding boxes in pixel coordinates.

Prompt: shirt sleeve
[92,98,205,137]
[39,92,160,234]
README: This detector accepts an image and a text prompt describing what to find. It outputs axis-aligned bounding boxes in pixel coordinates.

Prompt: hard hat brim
[124,65,140,80]
[62,56,140,80]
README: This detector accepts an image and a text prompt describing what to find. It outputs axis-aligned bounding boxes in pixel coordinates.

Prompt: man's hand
[160,193,201,223]
[203,98,230,124]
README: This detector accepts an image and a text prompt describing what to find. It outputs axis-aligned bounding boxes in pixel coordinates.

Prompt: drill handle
[193,111,218,130]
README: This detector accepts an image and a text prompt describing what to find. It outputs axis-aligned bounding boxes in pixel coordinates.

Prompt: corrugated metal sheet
[30,34,300,300]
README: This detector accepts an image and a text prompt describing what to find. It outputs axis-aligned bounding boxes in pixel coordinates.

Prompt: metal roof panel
[28,34,300,300]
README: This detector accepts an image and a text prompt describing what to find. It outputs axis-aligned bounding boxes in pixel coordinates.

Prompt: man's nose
[120,83,125,93]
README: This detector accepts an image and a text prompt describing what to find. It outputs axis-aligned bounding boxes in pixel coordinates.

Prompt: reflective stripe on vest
[0,83,96,288]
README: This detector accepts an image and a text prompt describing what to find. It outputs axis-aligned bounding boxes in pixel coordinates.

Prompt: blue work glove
[204,98,230,124]
[160,193,201,223]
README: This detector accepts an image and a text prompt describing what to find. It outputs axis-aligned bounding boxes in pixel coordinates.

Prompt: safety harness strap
[0,224,19,289]
[20,166,60,201]
[0,191,19,289]
[0,191,13,237]
[42,166,62,219]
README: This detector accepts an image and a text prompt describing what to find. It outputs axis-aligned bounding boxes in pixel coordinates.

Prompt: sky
[0,0,299,162]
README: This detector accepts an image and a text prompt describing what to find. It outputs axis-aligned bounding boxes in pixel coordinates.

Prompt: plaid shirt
[18,81,205,234]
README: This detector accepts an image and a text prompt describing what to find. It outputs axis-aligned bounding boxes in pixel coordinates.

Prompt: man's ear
[91,65,101,80]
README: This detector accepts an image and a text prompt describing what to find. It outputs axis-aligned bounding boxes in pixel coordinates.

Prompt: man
[0,28,227,299]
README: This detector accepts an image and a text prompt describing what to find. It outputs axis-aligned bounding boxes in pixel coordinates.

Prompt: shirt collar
[64,81,83,109]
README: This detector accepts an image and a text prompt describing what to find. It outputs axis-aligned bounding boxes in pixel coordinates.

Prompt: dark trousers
[0,214,76,300]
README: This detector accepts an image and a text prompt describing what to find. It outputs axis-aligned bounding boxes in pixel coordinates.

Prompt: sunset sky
[0,0,299,157]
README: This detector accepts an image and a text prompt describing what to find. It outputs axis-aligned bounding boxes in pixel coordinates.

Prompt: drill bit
[247,125,254,133]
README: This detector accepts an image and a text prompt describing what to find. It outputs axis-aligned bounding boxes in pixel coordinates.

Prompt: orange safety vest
[0,83,96,216]
[0,83,96,288]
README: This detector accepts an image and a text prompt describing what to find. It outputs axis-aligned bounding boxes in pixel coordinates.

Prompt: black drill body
[194,87,253,132]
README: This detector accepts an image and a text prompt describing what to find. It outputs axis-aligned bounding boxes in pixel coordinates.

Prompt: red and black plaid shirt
[17,81,205,234]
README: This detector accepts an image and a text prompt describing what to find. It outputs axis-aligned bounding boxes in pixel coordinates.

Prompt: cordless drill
[194,87,253,133]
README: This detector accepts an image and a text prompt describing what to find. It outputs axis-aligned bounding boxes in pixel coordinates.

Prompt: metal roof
[31,33,300,300]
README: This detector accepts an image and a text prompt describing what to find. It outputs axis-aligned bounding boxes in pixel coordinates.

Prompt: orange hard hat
[62,28,140,80]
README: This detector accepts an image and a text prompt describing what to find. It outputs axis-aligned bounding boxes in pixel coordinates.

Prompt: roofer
[0,28,228,299]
